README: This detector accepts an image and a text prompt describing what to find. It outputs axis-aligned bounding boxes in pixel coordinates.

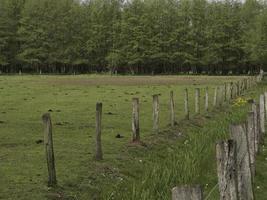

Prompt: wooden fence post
[224,83,227,101]
[218,86,223,106]
[170,91,175,127]
[153,94,159,132]
[236,81,240,96]
[95,102,103,160]
[132,98,140,142]
[230,82,234,99]
[259,94,265,143]
[205,87,209,112]
[42,113,57,187]
[264,92,267,119]
[216,140,238,200]
[195,88,200,114]
[213,87,218,107]
[227,83,231,101]
[251,103,260,154]
[172,185,203,200]
[246,112,256,179]
[184,88,189,119]
[230,124,254,200]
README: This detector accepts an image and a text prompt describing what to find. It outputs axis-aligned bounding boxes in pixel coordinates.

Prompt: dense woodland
[0,0,267,74]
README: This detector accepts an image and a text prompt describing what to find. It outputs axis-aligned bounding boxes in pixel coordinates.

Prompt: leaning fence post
[259,94,265,143]
[195,88,200,114]
[132,98,140,142]
[153,94,159,133]
[216,140,238,200]
[213,87,218,107]
[172,185,203,200]
[184,88,189,119]
[246,112,256,179]
[205,87,209,112]
[230,124,254,200]
[170,91,175,127]
[95,102,103,160]
[42,113,57,187]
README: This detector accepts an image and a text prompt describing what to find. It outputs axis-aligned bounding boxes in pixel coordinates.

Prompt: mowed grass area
[0,75,265,200]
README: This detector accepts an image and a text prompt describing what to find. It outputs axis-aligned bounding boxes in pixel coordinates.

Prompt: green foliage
[1,0,267,73]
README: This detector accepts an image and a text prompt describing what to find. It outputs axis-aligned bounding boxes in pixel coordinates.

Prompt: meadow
[0,75,266,200]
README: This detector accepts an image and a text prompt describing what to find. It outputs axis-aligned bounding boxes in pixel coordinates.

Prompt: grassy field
[0,75,266,200]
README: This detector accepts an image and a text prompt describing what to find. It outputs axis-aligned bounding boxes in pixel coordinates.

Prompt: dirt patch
[37,75,244,86]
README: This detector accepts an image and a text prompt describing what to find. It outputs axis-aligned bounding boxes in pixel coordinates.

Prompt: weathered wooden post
[227,82,231,101]
[153,94,159,132]
[170,91,175,127]
[132,98,140,142]
[236,81,240,96]
[259,94,265,143]
[95,102,103,160]
[230,82,234,99]
[230,124,254,200]
[42,113,57,187]
[264,92,267,119]
[246,112,256,178]
[218,86,223,106]
[213,87,218,107]
[172,185,203,200]
[184,88,189,119]
[251,103,260,154]
[205,87,209,112]
[216,140,238,200]
[195,88,200,114]
[224,83,227,101]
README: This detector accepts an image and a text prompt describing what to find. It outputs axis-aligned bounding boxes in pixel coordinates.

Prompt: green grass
[0,75,265,200]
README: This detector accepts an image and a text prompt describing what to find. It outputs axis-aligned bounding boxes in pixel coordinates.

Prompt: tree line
[0,0,267,75]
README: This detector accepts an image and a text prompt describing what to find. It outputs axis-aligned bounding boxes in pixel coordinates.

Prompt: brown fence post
[259,94,265,144]
[230,124,254,200]
[195,88,200,114]
[170,91,175,127]
[227,83,231,101]
[216,140,238,200]
[213,87,218,107]
[246,111,256,179]
[251,103,260,154]
[264,92,267,119]
[42,113,57,187]
[184,88,189,119]
[95,102,103,160]
[172,185,203,200]
[132,98,140,142]
[205,87,209,112]
[153,94,159,133]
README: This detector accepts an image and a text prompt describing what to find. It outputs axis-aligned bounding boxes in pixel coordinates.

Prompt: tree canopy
[0,0,266,74]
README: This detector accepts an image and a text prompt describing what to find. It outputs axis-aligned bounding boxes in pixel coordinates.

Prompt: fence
[41,74,263,198]
[172,73,265,199]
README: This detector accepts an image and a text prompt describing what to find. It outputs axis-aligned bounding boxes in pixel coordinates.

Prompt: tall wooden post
[230,124,254,200]
[170,91,175,127]
[95,102,103,160]
[153,95,159,132]
[246,112,256,178]
[195,88,200,114]
[216,140,238,200]
[172,185,203,200]
[264,92,267,119]
[259,94,265,143]
[184,88,189,119]
[205,87,209,112]
[132,98,140,142]
[251,103,260,154]
[213,87,218,107]
[42,113,57,187]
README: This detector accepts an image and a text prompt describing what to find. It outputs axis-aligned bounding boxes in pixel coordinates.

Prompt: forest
[0,0,267,74]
